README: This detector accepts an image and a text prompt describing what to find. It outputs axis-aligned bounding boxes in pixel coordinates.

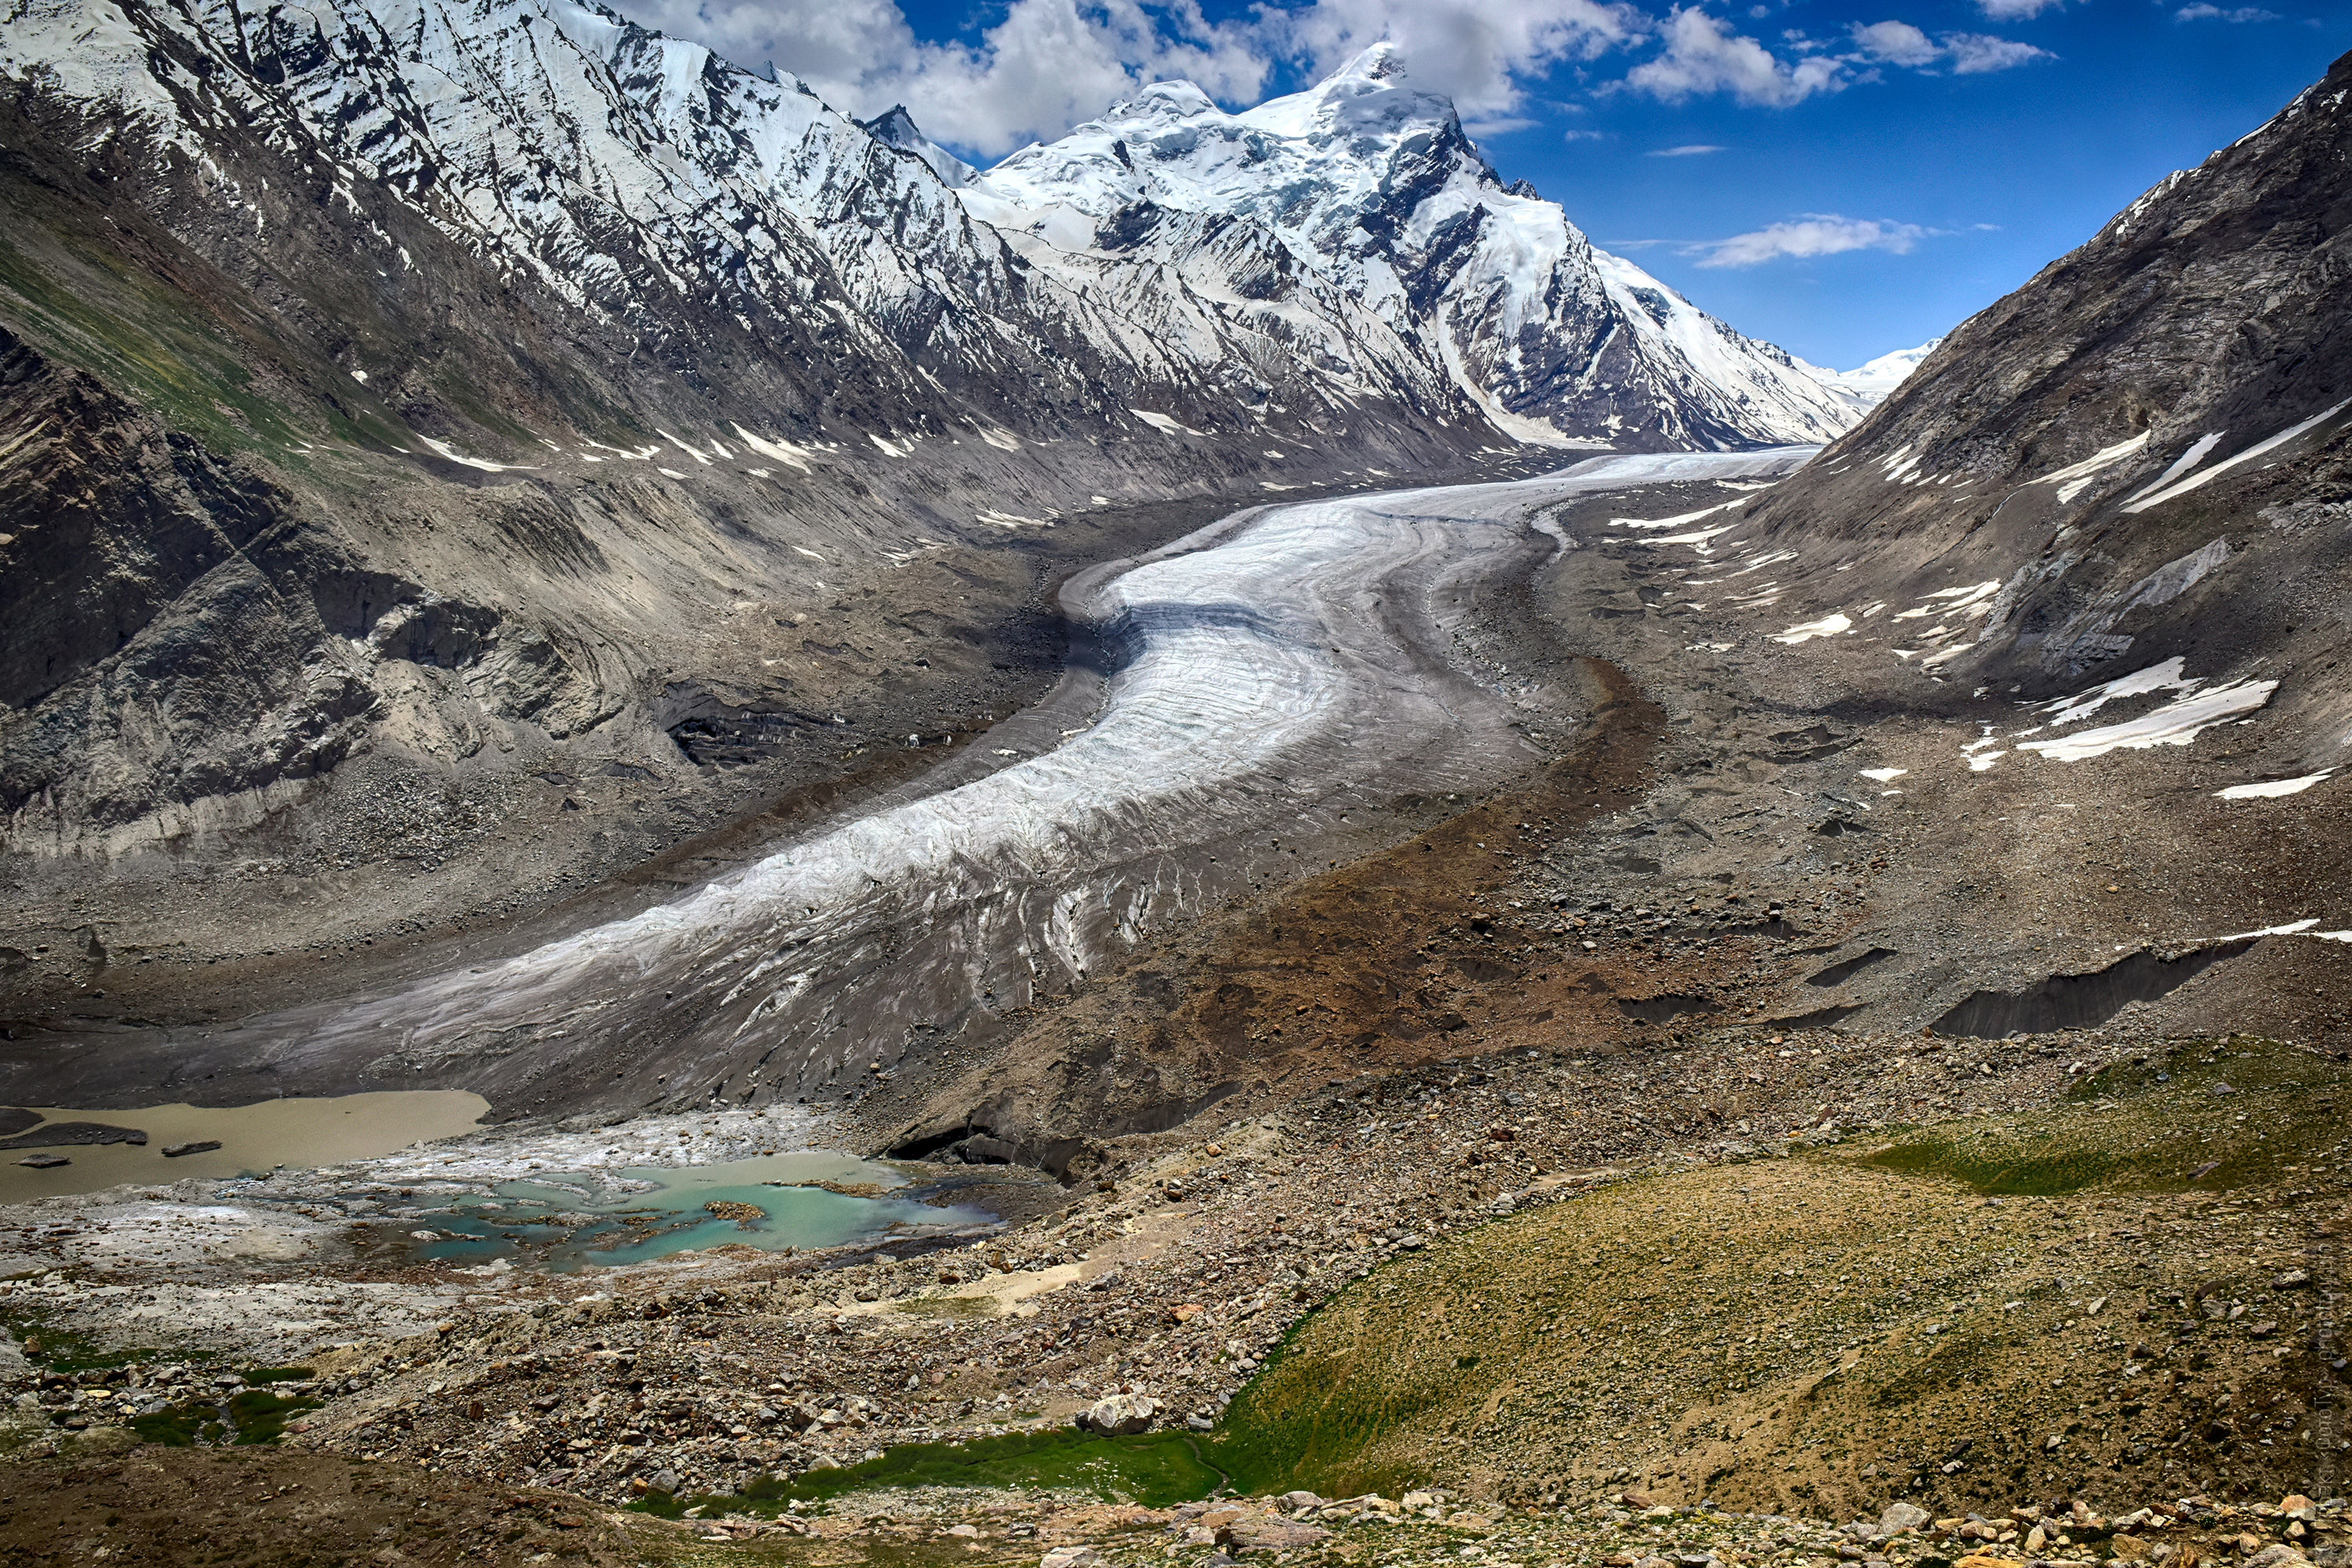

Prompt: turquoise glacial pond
[405,1152,993,1270]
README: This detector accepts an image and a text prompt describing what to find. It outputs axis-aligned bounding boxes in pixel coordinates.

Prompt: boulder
[1878,1504,1931,1536]
[1076,1393,1156,1435]
[2241,1549,2310,1568]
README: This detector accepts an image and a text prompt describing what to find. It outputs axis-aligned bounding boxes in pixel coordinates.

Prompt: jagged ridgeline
[0,0,1851,865]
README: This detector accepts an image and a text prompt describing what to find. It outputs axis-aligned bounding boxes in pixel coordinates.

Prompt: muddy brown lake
[0,1091,490,1201]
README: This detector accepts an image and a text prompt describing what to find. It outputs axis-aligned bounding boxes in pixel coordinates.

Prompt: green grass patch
[627,1488,688,1519]
[0,1305,165,1374]
[660,1428,1226,1515]
[126,1388,319,1446]
[1848,1036,2350,1196]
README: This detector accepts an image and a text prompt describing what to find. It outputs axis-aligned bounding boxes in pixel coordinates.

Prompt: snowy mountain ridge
[0,0,1853,453]
[955,44,1860,450]
[1798,339,1944,413]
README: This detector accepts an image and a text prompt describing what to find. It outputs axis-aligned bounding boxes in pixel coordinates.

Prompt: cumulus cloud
[607,0,1639,154]
[1624,9,1848,107]
[1850,20,2053,72]
[609,0,1271,154]
[1975,0,2063,17]
[1686,213,1933,267]
[1849,19,1939,65]
[1648,142,1727,154]
[2176,3,2281,18]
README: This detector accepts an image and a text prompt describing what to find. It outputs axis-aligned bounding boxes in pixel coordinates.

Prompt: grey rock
[1878,1504,1931,1536]
[1076,1393,1156,1435]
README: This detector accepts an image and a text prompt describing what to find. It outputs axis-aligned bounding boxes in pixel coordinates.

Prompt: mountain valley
[0,6,2348,1563]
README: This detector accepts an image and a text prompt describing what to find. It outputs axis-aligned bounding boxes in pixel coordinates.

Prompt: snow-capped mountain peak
[1798,339,1945,412]
[860,104,977,187]
[961,45,1856,450]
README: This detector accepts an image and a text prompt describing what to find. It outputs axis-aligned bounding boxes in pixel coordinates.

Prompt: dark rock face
[0,0,1500,882]
[1727,49,2352,738]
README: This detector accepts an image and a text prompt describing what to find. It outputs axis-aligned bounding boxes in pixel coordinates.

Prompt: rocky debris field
[1225,1034,2350,1519]
[0,1028,2337,1545]
[0,1446,2343,1568]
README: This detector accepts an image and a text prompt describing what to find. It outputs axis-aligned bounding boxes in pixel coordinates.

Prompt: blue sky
[614,0,2352,367]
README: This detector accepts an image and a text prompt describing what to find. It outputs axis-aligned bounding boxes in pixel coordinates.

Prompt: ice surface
[227,452,1816,1088]
[1859,768,1907,782]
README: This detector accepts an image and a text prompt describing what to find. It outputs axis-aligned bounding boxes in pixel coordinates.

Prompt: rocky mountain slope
[955,44,1857,452]
[1711,47,2352,750]
[0,0,1850,990]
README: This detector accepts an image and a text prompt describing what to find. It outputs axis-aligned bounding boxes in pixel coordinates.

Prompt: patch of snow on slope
[1609,499,1745,530]
[2132,431,2227,498]
[2216,771,2333,800]
[413,436,535,473]
[2019,676,2278,761]
[1772,613,1853,644]
[2036,432,2151,503]
[2034,656,2194,726]
[2122,398,2352,514]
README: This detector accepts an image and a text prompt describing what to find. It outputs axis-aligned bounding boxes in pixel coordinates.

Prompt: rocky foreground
[0,1025,2339,1568]
[0,1450,2341,1568]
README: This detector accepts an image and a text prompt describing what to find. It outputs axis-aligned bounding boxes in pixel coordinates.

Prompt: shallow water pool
[404,1151,992,1269]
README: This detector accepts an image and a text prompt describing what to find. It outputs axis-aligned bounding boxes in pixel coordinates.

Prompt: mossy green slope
[1216,1037,2349,1516]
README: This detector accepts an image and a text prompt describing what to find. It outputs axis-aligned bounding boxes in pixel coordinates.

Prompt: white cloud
[1269,0,1642,134]
[1624,9,1848,107]
[1941,31,2053,69]
[1648,142,1727,154]
[1849,19,2052,73]
[1850,19,1939,65]
[2176,3,2281,18]
[1687,213,1933,267]
[608,0,1639,155]
[1976,0,2063,17]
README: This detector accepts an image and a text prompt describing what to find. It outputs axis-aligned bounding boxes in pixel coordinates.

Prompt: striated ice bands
[113,452,1816,1105]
